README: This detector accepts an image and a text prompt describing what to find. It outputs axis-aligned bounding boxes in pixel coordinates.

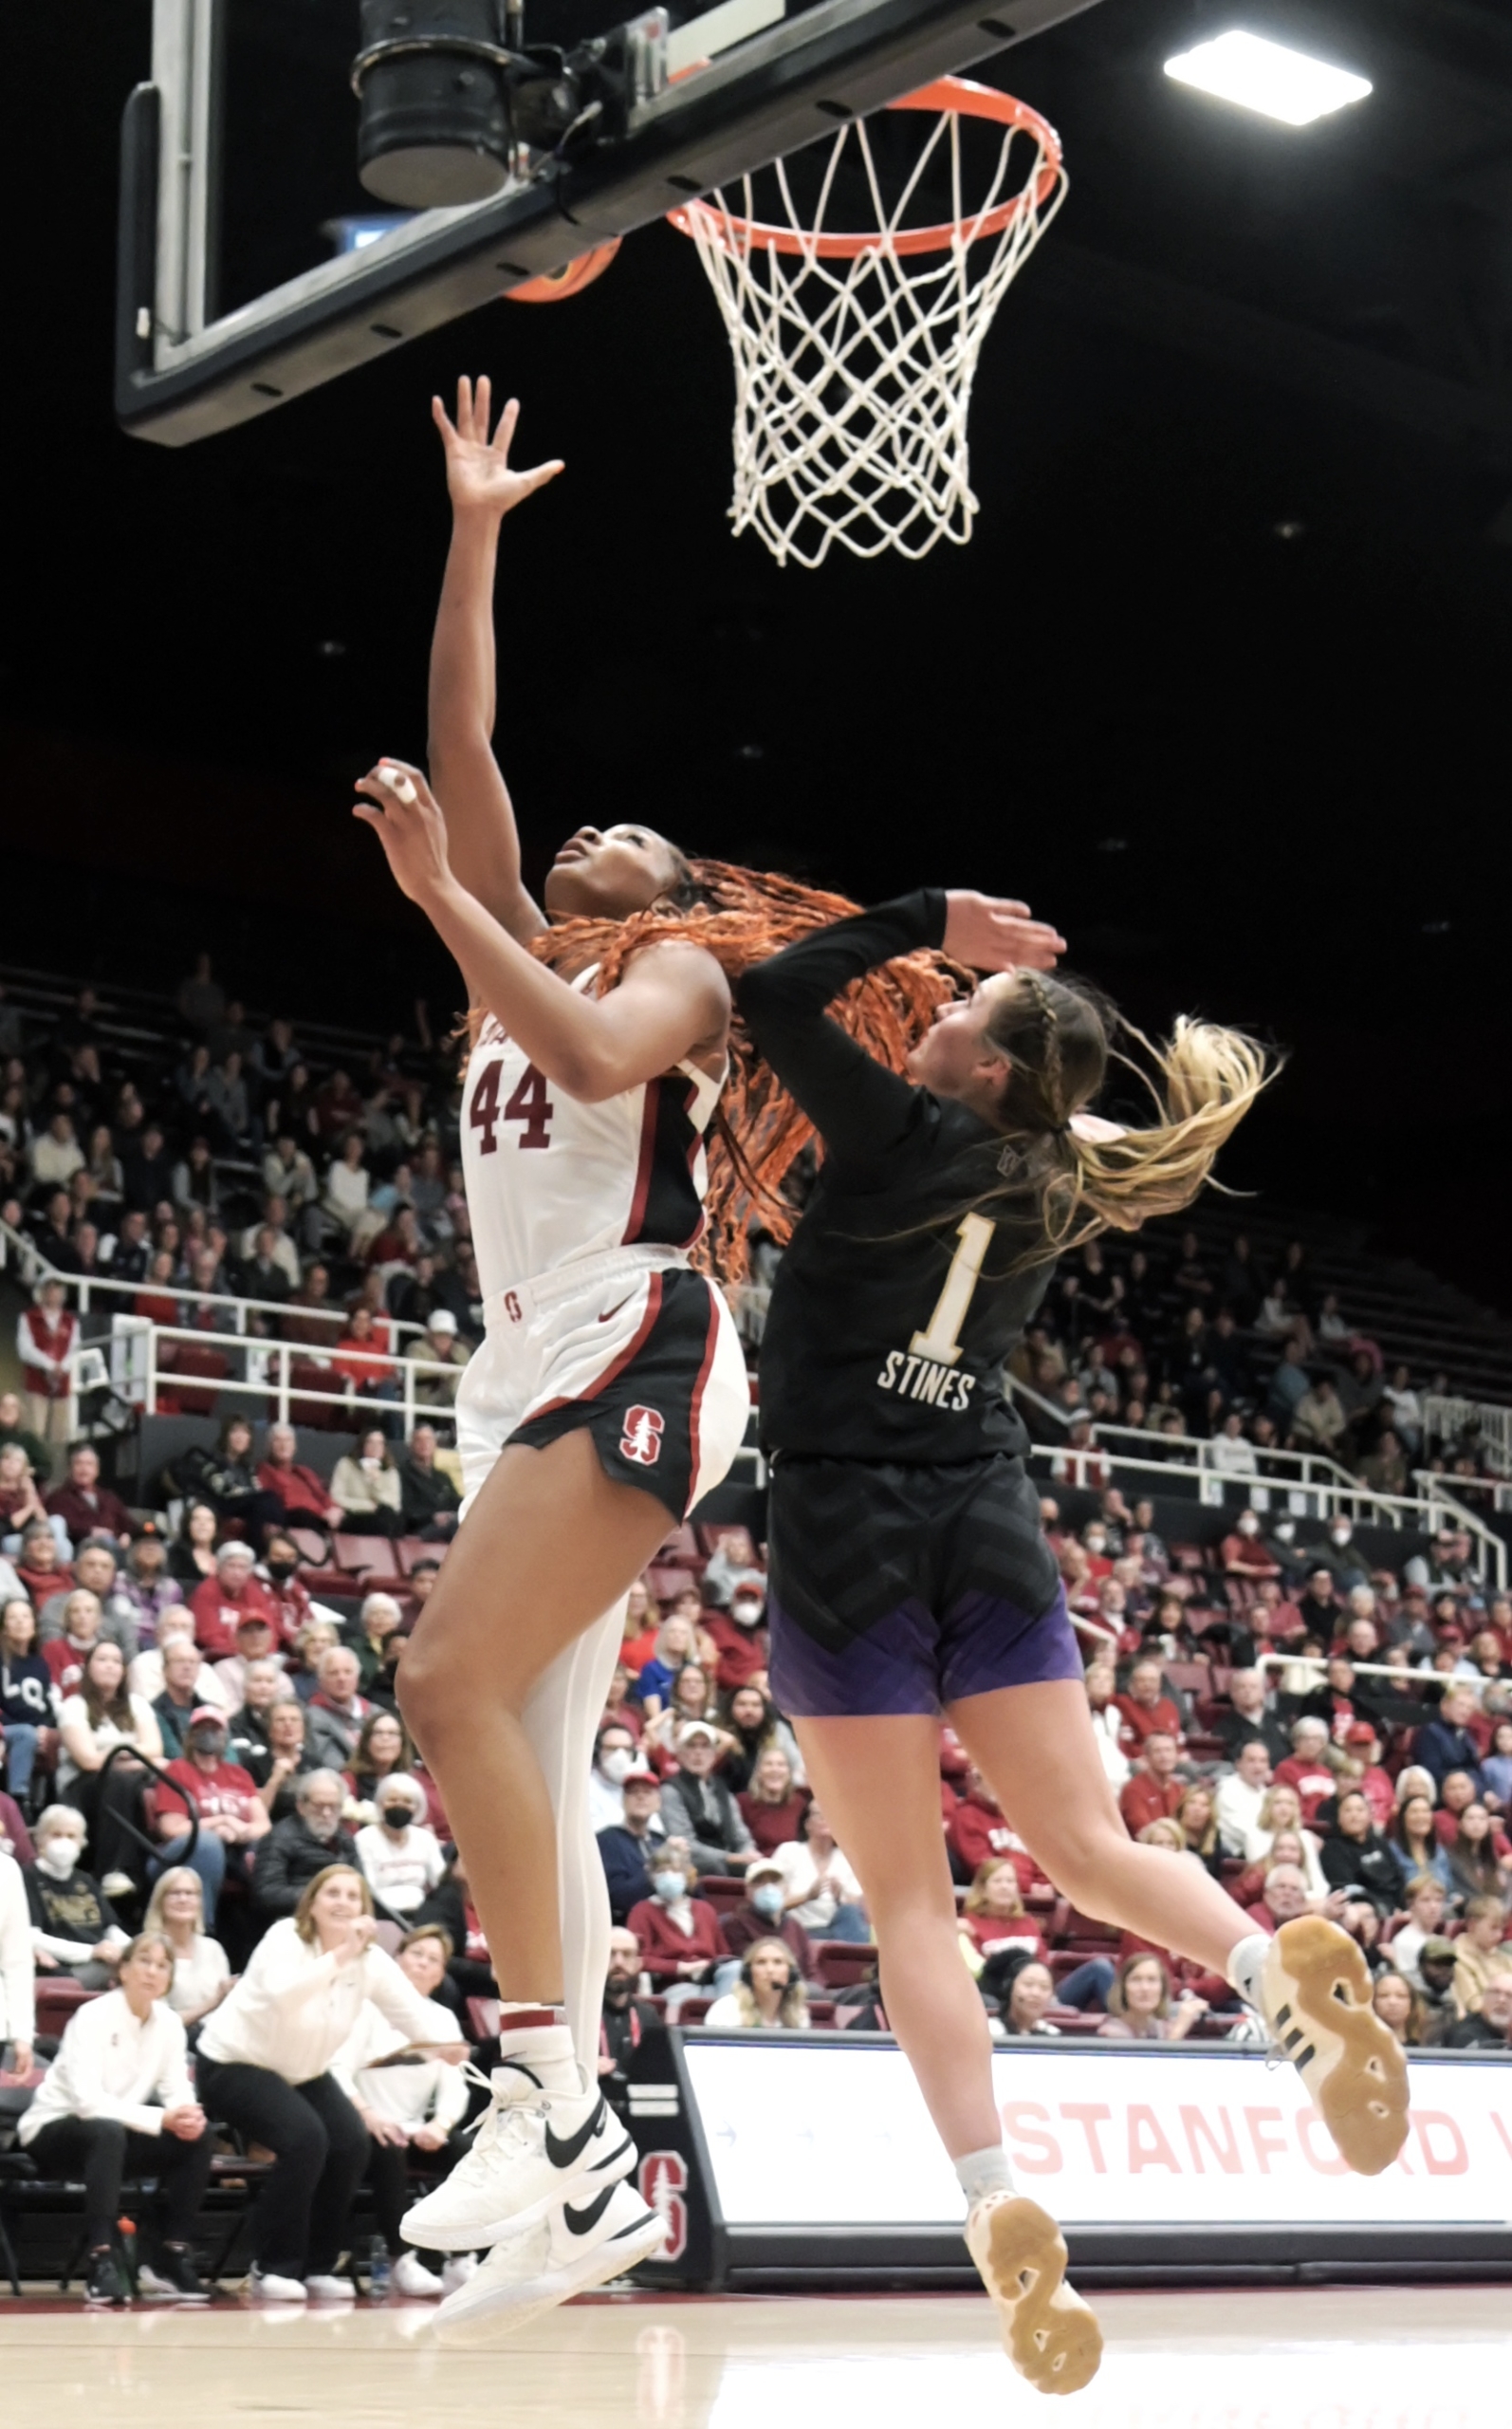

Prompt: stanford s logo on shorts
[503,1290,523,1324]
[620,1406,665,1467]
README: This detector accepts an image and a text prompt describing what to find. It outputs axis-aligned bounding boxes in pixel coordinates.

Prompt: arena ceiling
[6,0,1510,1291]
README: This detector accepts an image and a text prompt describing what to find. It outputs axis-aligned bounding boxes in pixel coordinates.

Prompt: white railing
[109,1317,460,1436]
[1424,1393,1512,1481]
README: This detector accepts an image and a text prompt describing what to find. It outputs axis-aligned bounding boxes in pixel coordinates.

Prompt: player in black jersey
[736,890,1411,2394]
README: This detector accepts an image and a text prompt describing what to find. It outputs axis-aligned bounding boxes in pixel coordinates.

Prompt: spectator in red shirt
[617,1578,659,1677]
[258,1534,316,1648]
[1118,1732,1187,1836]
[150,1706,270,1924]
[958,1861,1047,1965]
[946,1766,1037,1892]
[699,1583,768,1692]
[44,1443,132,1549]
[1220,1511,1281,1580]
[626,1837,730,2011]
[1337,1722,1395,1832]
[190,1543,279,1660]
[42,1586,104,1696]
[1272,1717,1338,1824]
[737,1745,811,1855]
[256,1423,340,1532]
[1114,1659,1185,1757]
[13,1519,73,1609]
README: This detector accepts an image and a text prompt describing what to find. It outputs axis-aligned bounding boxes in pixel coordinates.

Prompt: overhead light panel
[1164,30,1372,127]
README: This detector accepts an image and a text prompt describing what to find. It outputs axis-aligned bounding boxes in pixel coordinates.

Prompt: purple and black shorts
[765,1452,1083,1719]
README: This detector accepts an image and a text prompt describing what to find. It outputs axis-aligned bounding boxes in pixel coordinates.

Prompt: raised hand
[353,761,456,908]
[942,890,1066,974]
[432,377,564,519]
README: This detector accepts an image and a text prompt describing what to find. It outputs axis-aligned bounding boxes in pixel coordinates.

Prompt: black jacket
[1318,1828,1401,1917]
[251,1814,360,1919]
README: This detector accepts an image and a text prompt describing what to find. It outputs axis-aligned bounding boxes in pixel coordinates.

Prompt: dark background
[6,1,1510,1297]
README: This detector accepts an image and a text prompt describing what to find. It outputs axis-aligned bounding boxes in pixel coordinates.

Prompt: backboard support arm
[119,0,1103,445]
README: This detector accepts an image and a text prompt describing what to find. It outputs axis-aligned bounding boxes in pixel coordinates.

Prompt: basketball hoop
[669,78,1067,568]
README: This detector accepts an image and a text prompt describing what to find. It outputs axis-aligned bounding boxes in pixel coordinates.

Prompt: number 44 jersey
[734,892,1055,1465]
[462,975,724,1298]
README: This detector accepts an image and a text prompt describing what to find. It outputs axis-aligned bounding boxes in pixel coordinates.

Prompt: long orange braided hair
[468,860,961,1282]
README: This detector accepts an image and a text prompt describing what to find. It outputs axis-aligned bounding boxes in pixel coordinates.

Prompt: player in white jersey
[350,380,962,2335]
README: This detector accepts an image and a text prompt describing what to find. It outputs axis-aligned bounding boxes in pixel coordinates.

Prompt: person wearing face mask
[256,1532,318,1648]
[700,1580,770,1694]
[22,1806,129,1986]
[1318,1517,1369,1593]
[588,1723,640,1835]
[1220,1510,1281,1579]
[625,1836,731,2009]
[354,1773,446,1921]
[719,1856,816,1978]
[598,1926,661,2107]
[250,1770,360,1921]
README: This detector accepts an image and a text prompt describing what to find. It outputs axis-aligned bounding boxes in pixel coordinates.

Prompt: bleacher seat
[34,1978,96,2042]
[647,1564,696,1602]
[810,1941,876,1990]
[396,1536,447,1574]
[1057,1906,1121,1954]
[696,1874,748,1914]
[158,1340,230,1417]
[334,1533,398,1579]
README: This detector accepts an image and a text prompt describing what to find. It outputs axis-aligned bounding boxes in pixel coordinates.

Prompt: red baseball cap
[1344,1722,1376,1747]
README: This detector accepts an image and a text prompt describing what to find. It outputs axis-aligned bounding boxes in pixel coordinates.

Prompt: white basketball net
[672,90,1067,568]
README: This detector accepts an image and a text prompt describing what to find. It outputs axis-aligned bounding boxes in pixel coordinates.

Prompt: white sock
[1226,1932,1270,2011]
[954,2144,1015,2207]
[494,2016,581,2097]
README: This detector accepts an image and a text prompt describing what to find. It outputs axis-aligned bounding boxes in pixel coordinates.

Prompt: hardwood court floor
[2,2283,1507,2427]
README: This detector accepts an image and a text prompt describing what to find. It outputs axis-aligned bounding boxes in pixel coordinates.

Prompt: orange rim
[505,239,622,303]
[668,78,1062,260]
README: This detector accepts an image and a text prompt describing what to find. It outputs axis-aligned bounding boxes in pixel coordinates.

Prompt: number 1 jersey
[462,970,724,1297]
[735,893,1053,1464]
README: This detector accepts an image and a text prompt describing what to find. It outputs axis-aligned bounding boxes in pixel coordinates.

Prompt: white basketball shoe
[401,2057,636,2250]
[966,2194,1103,2396]
[434,2180,667,2343]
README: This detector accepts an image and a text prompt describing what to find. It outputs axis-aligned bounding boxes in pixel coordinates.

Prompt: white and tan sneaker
[966,2194,1102,2396]
[1263,1915,1410,2176]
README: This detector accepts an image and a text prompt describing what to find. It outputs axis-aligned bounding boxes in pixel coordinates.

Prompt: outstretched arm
[354,762,728,1100]
[427,379,563,945]
[734,891,1065,1165]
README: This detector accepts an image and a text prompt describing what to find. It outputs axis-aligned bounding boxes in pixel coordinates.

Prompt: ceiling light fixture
[1164,29,1372,127]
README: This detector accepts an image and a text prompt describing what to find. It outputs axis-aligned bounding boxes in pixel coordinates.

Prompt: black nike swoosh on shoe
[562,2184,619,2236]
[587,2131,636,2174]
[544,2099,611,2172]
[607,2209,659,2244]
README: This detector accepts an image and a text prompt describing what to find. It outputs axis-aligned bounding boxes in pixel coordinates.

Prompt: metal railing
[107,1317,462,1436]
[1424,1392,1512,1485]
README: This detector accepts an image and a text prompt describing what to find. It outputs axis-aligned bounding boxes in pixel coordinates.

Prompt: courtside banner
[678,2037,1512,2235]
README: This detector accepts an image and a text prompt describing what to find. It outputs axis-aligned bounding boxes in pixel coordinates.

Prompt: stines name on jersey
[876,1348,978,1413]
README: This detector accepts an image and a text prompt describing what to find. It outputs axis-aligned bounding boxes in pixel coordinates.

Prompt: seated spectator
[1357,1428,1408,1498]
[57,1640,163,1894]
[718,1683,803,1797]
[130,1605,229,1714]
[599,1924,662,2106]
[704,1937,810,2030]
[770,1801,869,1943]
[251,1771,360,1921]
[1215,1670,1291,1768]
[659,1720,757,1875]
[2,1593,56,1811]
[118,1531,183,1646]
[1214,1740,1274,1860]
[1097,1951,1207,2040]
[0,1440,51,1548]
[1413,1937,1462,2046]
[1415,1685,1485,1790]
[1272,1718,1337,1825]
[1451,1895,1510,2017]
[719,1856,816,1975]
[18,1929,213,2304]
[626,1836,730,2010]
[344,1707,442,1831]
[330,1427,403,1538]
[249,1697,317,1822]
[24,1804,128,1985]
[736,1745,811,1856]
[0,1390,54,1492]
[1434,1769,1496,1845]
[333,1925,473,2300]
[698,1579,769,1695]
[642,1663,732,1766]
[411,1309,470,1411]
[1482,1718,1512,1816]
[153,1631,228,1755]
[959,1860,1047,1965]
[1317,1789,1400,1918]
[305,1645,374,1767]
[1244,1861,1320,1938]
[182,1418,285,1544]
[256,1423,340,1533]
[1445,1966,1512,2049]
[1114,1659,1185,1757]
[588,1721,639,1836]
[947,1764,1035,1888]
[1332,1722,1394,1832]
[1082,1662,1131,1787]
[354,1773,446,1920]
[151,1706,269,1924]
[343,1592,404,1696]
[397,1424,460,1541]
[142,1865,232,2029]
[1392,1875,1450,1987]
[189,1541,279,1663]
[597,1765,667,1922]
[1118,1731,1187,1837]
[1389,1791,1454,1895]
[636,1614,700,1716]
[198,1863,465,2300]
[1247,1796,1326,1898]
[1372,1968,1425,2050]
[212,1608,283,1715]
[992,1954,1061,2039]
[45,1441,132,1550]
[1175,1783,1225,1881]
[1446,1802,1512,1905]
[167,1500,221,1592]
[1220,1509,1278,1578]
[219,1657,286,1772]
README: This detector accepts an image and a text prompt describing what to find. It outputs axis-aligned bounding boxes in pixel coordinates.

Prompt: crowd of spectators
[3,967,1512,2302]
